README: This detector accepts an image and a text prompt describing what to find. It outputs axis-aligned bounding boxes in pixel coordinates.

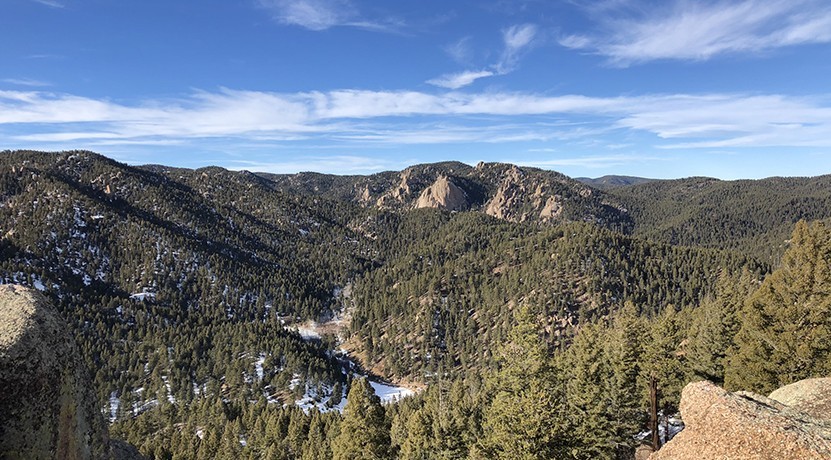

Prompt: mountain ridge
[3,150,831,459]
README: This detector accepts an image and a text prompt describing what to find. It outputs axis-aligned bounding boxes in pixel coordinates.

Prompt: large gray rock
[0,284,109,459]
[650,380,831,460]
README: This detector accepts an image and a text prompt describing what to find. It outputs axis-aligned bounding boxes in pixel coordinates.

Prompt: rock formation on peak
[376,170,417,208]
[649,380,831,460]
[415,175,469,211]
[484,164,572,223]
[0,284,139,459]
[261,158,631,229]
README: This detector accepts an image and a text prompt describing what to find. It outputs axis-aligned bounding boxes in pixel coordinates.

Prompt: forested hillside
[2,150,830,459]
[610,175,831,263]
[349,213,762,381]
[575,175,655,190]
[0,150,373,416]
[266,161,632,230]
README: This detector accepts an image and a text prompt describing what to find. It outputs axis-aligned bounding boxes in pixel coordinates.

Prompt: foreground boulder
[0,284,109,459]
[650,380,831,459]
[769,377,831,421]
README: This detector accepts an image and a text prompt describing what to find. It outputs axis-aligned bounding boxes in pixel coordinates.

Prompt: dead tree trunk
[650,376,661,451]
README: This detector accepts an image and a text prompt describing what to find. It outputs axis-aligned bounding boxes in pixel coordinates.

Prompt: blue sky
[2,0,831,179]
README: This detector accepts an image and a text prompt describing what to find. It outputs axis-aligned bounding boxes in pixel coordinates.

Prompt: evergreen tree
[562,303,646,460]
[301,410,333,460]
[642,305,688,415]
[602,302,646,459]
[399,407,432,460]
[686,270,754,384]
[218,421,243,458]
[331,378,391,460]
[562,323,609,459]
[478,306,568,459]
[726,220,831,393]
[397,381,470,460]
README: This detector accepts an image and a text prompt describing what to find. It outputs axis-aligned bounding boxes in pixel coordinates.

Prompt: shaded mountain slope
[611,175,831,263]
[0,150,369,419]
[575,175,655,190]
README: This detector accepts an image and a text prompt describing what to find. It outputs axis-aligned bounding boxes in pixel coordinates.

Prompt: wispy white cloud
[258,0,351,30]
[443,36,474,65]
[426,70,495,90]
[2,78,51,87]
[496,23,538,73]
[502,23,538,53]
[31,0,64,8]
[257,0,400,32]
[3,88,831,151]
[562,0,831,66]
[428,23,538,89]
[229,155,401,174]
[25,54,64,60]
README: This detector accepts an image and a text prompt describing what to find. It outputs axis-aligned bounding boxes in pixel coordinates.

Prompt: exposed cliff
[0,284,109,459]
[483,164,568,223]
[414,175,469,211]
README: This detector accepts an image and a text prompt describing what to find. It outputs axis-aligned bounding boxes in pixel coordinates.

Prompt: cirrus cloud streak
[562,0,831,66]
[3,88,831,152]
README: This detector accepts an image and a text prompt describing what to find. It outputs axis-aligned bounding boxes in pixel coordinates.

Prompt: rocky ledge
[0,284,142,459]
[650,379,831,460]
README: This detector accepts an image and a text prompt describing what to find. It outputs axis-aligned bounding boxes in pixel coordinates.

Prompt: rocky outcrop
[376,170,417,209]
[414,175,469,211]
[769,377,831,421]
[650,380,831,460]
[483,165,574,223]
[484,165,527,221]
[0,284,109,459]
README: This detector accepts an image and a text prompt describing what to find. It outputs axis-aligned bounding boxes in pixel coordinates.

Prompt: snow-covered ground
[292,379,415,413]
[162,376,176,404]
[108,391,120,423]
[130,292,156,301]
[636,413,685,444]
[294,386,347,414]
[254,354,265,381]
[370,381,415,404]
[294,324,321,340]
[32,278,45,291]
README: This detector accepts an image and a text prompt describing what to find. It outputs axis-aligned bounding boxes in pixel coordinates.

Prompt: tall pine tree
[331,377,391,460]
[642,305,688,415]
[478,305,568,459]
[726,220,831,393]
[686,270,754,384]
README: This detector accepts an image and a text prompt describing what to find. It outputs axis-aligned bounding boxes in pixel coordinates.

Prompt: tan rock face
[415,175,469,211]
[539,196,563,219]
[0,284,109,460]
[483,165,566,223]
[769,377,831,421]
[485,166,527,221]
[650,380,831,460]
[376,171,415,208]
